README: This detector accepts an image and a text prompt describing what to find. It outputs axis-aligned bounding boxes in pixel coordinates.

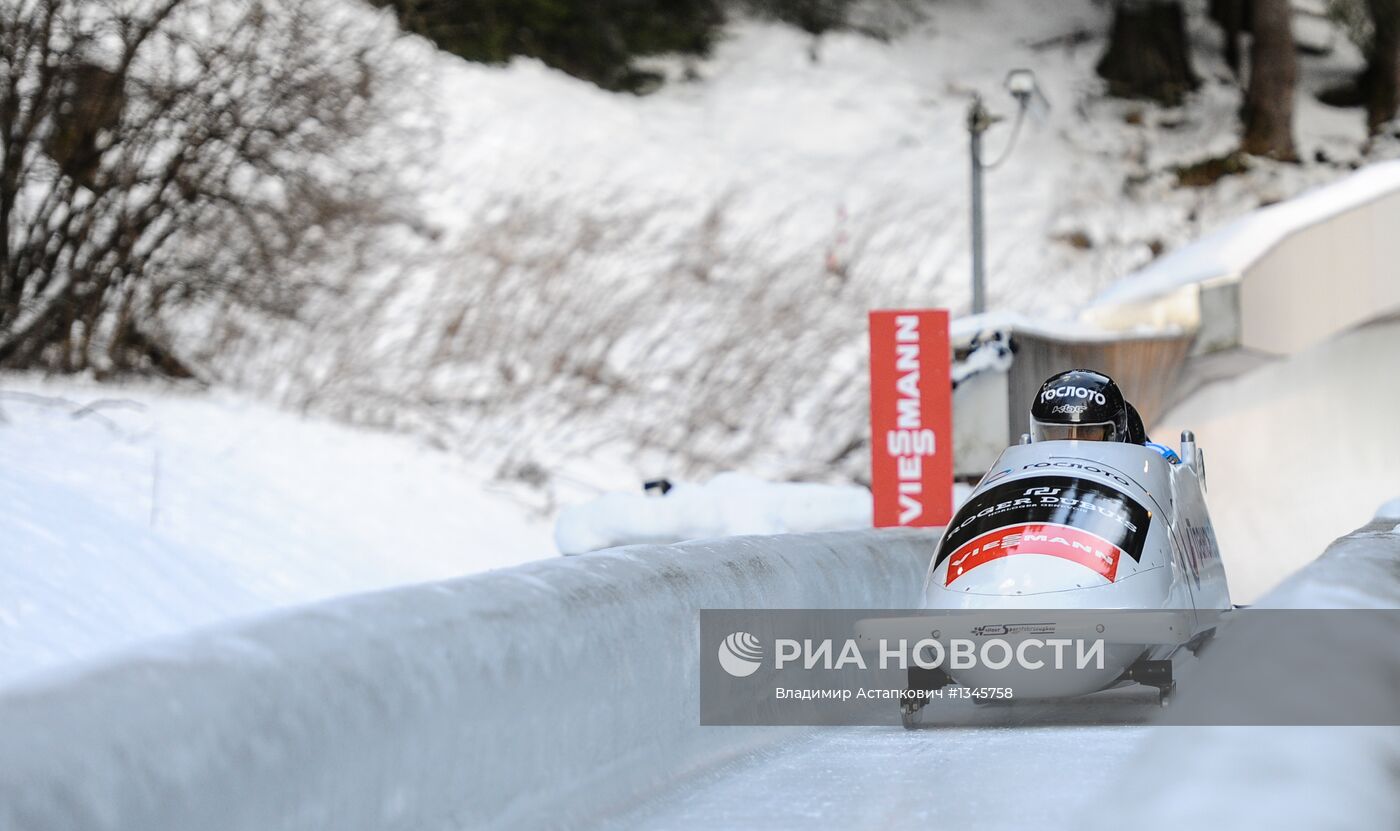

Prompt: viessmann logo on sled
[943,522,1127,584]
[936,474,1151,585]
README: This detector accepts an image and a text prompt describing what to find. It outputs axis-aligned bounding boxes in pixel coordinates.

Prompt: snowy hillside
[0,378,553,686]
[200,0,1388,499]
[4,0,1394,686]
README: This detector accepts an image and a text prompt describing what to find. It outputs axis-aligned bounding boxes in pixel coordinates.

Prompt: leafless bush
[238,185,950,499]
[0,0,408,375]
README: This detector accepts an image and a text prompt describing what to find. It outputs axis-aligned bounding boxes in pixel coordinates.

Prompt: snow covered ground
[554,473,973,555]
[0,377,553,688]
[203,0,1392,495]
[555,473,874,554]
[398,0,1374,318]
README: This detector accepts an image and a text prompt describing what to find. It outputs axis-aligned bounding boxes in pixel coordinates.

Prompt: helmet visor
[1031,419,1118,443]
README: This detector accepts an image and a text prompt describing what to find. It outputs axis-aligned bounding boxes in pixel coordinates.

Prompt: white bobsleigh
[858,432,1231,724]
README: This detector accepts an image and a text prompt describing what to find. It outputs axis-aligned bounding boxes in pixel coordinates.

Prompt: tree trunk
[1368,0,1400,133]
[1241,0,1297,160]
[1097,0,1199,106]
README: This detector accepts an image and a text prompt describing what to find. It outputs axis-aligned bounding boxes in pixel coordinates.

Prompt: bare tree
[1241,0,1298,159]
[1097,0,1199,106]
[0,0,403,375]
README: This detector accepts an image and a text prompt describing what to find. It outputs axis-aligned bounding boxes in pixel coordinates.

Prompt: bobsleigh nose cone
[942,554,1112,596]
[935,554,1120,598]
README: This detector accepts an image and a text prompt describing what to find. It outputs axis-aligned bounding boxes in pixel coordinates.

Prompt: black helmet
[1029,369,1129,443]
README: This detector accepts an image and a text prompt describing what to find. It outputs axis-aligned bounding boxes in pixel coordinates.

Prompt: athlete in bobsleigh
[1029,368,1180,464]
[859,368,1231,722]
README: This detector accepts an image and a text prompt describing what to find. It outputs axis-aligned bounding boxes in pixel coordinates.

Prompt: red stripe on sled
[943,523,1123,585]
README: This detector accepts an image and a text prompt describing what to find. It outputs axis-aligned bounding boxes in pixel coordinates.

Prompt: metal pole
[967,96,989,315]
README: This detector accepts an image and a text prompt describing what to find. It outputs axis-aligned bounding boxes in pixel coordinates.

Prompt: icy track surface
[611,717,1148,831]
[607,506,1400,831]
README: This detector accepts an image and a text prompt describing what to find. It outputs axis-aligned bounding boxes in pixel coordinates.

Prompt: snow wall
[0,529,935,831]
[1090,516,1400,830]
[1155,316,1400,603]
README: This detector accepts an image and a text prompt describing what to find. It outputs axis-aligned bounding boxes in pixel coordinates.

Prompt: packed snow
[0,377,553,687]
[553,472,972,554]
[555,473,872,554]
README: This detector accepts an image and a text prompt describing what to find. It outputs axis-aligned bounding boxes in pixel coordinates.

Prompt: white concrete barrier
[952,161,1400,460]
[1086,160,1400,356]
[0,529,937,831]
[1086,517,1400,831]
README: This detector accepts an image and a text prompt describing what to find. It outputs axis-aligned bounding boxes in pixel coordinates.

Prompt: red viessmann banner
[869,310,953,527]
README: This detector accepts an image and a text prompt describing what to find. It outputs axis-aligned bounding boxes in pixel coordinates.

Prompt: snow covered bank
[0,528,935,830]
[553,472,973,555]
[554,473,872,554]
[1154,317,1400,603]
[0,378,552,687]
